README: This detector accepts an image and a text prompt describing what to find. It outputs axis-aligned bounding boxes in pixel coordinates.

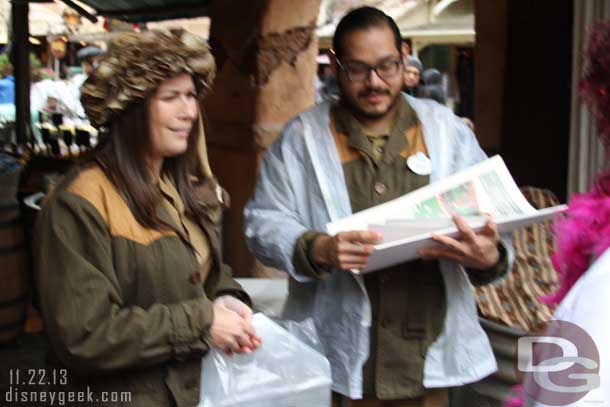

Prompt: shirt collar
[331,97,418,163]
[158,173,185,214]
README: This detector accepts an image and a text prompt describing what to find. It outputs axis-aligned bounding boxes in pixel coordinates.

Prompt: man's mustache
[358,88,391,97]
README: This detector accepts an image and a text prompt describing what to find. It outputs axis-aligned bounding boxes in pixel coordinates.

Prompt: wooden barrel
[0,160,28,344]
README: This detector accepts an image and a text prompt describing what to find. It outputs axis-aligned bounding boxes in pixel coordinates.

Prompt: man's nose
[365,68,385,86]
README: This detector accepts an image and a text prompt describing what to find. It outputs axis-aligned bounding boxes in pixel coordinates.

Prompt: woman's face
[148,73,198,163]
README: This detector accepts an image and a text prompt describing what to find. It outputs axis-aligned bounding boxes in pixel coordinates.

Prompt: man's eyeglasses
[333,55,403,83]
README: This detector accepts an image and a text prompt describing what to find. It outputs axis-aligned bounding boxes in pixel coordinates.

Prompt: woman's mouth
[169,128,191,137]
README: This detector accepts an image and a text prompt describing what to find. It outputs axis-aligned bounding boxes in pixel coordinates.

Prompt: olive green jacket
[34,165,249,407]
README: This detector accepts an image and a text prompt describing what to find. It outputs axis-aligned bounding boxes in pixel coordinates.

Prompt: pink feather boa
[504,172,610,406]
[544,170,610,305]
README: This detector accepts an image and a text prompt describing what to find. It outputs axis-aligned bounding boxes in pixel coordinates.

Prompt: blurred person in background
[419,68,446,105]
[70,45,105,90]
[402,55,423,96]
[0,55,15,104]
[317,53,341,103]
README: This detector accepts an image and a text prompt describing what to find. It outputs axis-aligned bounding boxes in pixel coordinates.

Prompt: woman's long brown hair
[89,98,207,230]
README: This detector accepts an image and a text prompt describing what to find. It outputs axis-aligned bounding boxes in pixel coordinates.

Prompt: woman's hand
[214,296,253,323]
[210,296,262,355]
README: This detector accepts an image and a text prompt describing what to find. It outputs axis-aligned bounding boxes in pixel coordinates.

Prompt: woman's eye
[159,92,196,101]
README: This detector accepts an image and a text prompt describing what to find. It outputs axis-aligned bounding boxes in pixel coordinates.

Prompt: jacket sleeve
[465,241,510,286]
[34,192,214,374]
[205,263,252,306]
[293,231,333,280]
[243,119,319,282]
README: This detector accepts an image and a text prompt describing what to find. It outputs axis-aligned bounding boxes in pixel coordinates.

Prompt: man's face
[334,25,403,121]
[82,61,94,75]
[404,66,421,89]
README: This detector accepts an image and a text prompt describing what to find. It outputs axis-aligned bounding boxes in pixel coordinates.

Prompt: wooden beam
[61,0,99,23]
[433,0,460,17]
[96,2,210,22]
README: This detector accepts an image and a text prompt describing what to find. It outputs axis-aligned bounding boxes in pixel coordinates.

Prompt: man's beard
[339,85,400,120]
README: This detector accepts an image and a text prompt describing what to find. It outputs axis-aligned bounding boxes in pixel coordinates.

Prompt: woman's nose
[178,96,198,120]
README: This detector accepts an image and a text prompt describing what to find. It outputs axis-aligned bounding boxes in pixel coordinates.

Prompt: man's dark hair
[332,7,403,59]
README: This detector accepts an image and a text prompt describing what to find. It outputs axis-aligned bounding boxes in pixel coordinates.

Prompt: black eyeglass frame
[332,52,404,83]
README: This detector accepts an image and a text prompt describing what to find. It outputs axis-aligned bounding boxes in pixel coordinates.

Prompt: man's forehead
[338,25,400,62]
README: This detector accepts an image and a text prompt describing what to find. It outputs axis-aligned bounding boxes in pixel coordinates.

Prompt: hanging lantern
[62,8,82,33]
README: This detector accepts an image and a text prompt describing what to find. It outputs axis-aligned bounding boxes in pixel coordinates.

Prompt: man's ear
[401,41,410,64]
[329,49,338,76]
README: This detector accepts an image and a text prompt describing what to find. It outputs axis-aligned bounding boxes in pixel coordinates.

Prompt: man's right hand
[311,231,383,271]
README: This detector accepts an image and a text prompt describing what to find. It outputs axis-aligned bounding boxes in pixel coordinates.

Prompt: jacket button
[374,182,386,195]
[190,271,202,284]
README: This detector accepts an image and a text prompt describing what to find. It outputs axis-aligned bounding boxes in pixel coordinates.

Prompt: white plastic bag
[198,313,332,407]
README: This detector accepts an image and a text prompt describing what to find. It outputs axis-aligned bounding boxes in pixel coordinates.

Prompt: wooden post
[11,0,31,145]
[205,0,321,277]
[474,0,507,154]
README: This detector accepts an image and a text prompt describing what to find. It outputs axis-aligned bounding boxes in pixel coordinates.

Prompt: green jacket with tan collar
[34,164,248,407]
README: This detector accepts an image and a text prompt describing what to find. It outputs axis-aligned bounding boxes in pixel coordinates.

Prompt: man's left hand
[417,214,500,270]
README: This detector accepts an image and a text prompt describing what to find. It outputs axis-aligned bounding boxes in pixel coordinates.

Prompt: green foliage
[0,52,43,77]
[0,54,10,76]
[30,53,42,71]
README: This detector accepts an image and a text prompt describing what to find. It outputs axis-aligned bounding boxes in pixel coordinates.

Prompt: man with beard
[244,7,511,406]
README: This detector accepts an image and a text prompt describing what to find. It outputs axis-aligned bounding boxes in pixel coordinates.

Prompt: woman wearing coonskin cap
[34,29,261,407]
